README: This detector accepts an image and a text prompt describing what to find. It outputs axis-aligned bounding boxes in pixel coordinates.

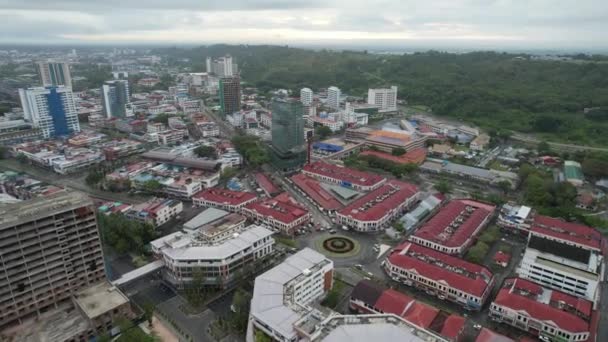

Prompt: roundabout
[315,234,361,258]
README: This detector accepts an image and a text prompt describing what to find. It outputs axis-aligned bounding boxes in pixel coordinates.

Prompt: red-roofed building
[493,251,511,268]
[475,328,514,342]
[291,173,343,212]
[490,278,593,342]
[531,215,601,252]
[360,147,428,165]
[439,315,466,342]
[192,188,257,212]
[384,242,495,311]
[302,161,386,191]
[337,180,420,232]
[254,173,281,197]
[242,192,310,235]
[410,199,496,255]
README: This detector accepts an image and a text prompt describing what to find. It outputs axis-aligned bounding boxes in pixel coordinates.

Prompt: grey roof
[141,150,220,171]
[183,208,229,230]
[322,323,423,342]
[250,248,330,340]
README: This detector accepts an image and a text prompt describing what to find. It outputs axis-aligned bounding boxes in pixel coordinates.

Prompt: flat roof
[73,281,130,319]
[183,208,229,230]
[4,304,90,342]
[0,191,91,227]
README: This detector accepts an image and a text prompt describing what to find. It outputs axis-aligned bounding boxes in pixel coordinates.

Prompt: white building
[18,86,80,139]
[300,88,313,106]
[101,80,133,118]
[247,248,334,342]
[151,225,274,289]
[157,130,185,146]
[368,86,398,112]
[327,86,341,110]
[35,61,72,88]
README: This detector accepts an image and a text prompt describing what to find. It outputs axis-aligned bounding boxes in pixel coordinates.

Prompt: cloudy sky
[1,0,607,49]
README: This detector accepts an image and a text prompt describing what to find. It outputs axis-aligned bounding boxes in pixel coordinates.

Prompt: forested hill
[159,45,608,146]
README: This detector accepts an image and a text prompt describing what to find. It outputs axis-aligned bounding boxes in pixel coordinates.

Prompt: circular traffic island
[315,235,361,258]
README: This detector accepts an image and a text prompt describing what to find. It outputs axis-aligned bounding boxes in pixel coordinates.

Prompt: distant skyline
[1,0,607,51]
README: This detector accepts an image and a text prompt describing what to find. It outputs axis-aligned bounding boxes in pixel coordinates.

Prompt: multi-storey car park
[409,199,496,255]
[192,188,258,212]
[150,224,274,289]
[242,193,310,235]
[517,215,604,302]
[0,191,107,328]
[336,180,420,232]
[384,242,495,311]
[490,277,595,342]
[302,161,386,192]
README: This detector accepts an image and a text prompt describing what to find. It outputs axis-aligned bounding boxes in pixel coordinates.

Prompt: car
[329,229,337,234]
[539,336,550,342]
[473,324,482,330]
[354,264,363,270]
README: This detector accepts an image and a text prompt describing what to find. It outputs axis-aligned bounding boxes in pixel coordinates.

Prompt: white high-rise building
[206,57,212,73]
[368,86,398,112]
[101,80,133,118]
[300,87,313,106]
[209,55,238,77]
[18,86,80,138]
[35,61,72,88]
[327,86,341,110]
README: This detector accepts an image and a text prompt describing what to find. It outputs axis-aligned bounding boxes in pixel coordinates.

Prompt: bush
[465,241,490,264]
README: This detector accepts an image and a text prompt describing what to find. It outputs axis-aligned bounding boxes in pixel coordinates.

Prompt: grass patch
[275,236,297,248]
[314,234,361,258]
[321,278,346,309]
[489,160,509,171]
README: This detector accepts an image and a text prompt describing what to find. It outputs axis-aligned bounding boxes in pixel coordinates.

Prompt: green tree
[537,141,552,155]
[256,331,272,342]
[230,289,252,334]
[465,241,490,264]
[16,153,28,164]
[220,167,238,181]
[143,302,155,326]
[194,145,218,159]
[315,125,332,140]
[142,180,163,193]
[497,180,512,194]
[435,179,453,194]
[86,169,105,187]
[0,145,7,159]
[391,147,406,156]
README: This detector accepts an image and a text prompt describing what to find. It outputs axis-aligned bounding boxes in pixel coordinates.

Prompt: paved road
[511,133,608,153]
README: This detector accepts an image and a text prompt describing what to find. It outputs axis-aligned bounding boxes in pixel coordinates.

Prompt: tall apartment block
[101,80,132,118]
[327,86,341,110]
[300,87,313,106]
[18,86,80,138]
[207,55,238,77]
[368,86,398,112]
[0,191,106,329]
[35,61,73,88]
[269,97,307,170]
[219,76,241,116]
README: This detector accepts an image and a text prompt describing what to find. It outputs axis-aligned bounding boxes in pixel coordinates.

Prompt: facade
[327,86,341,110]
[192,188,258,212]
[270,98,307,170]
[187,213,247,244]
[101,139,145,161]
[219,76,241,116]
[496,203,535,235]
[101,80,132,118]
[209,55,238,77]
[367,86,398,112]
[19,86,80,138]
[150,225,274,289]
[338,180,420,232]
[470,134,490,151]
[242,193,310,235]
[517,215,603,302]
[300,87,313,106]
[0,192,106,328]
[302,161,386,192]
[248,248,334,342]
[490,278,593,342]
[384,242,495,311]
[409,199,496,255]
[35,61,72,88]
[125,198,183,227]
[157,129,185,145]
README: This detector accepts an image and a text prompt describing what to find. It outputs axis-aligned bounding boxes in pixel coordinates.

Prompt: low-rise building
[302,161,386,192]
[157,129,186,145]
[384,242,495,311]
[360,148,427,165]
[470,134,490,151]
[192,188,257,212]
[337,180,420,232]
[291,173,343,212]
[564,160,584,187]
[124,198,183,227]
[151,225,274,289]
[101,139,145,161]
[254,172,281,197]
[242,193,310,235]
[186,213,247,244]
[496,203,535,235]
[490,278,593,342]
[409,199,496,255]
[421,158,519,189]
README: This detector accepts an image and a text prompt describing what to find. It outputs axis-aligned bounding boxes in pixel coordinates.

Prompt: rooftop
[303,161,386,188]
[244,192,309,224]
[338,180,418,222]
[291,173,343,211]
[412,199,495,248]
[531,215,601,251]
[254,172,281,195]
[387,242,493,297]
[493,278,592,333]
[564,160,584,181]
[475,328,514,342]
[0,191,91,226]
[73,281,130,319]
[192,188,257,207]
[2,304,90,342]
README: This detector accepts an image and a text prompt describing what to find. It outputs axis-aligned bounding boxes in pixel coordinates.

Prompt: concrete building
[302,161,386,192]
[327,86,341,110]
[101,80,132,118]
[185,213,247,244]
[209,55,238,77]
[517,216,604,302]
[35,61,72,88]
[409,199,496,255]
[192,188,258,212]
[150,225,274,289]
[242,193,310,235]
[247,248,334,342]
[18,86,80,138]
[490,278,593,342]
[368,86,398,112]
[564,160,584,187]
[421,158,519,189]
[470,134,490,151]
[124,198,183,227]
[156,129,185,146]
[0,191,106,329]
[384,242,495,311]
[300,88,313,106]
[219,76,241,116]
[270,98,307,170]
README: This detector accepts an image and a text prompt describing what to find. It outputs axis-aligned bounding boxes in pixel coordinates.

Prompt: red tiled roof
[413,199,495,248]
[439,315,466,340]
[303,161,385,188]
[338,180,418,222]
[532,215,601,250]
[254,173,280,196]
[291,173,342,211]
[360,148,427,165]
[402,302,439,329]
[244,192,309,224]
[374,289,414,316]
[503,277,542,295]
[493,251,511,265]
[192,188,257,206]
[550,289,592,317]
[387,242,493,297]
[494,278,591,333]
[475,328,515,342]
